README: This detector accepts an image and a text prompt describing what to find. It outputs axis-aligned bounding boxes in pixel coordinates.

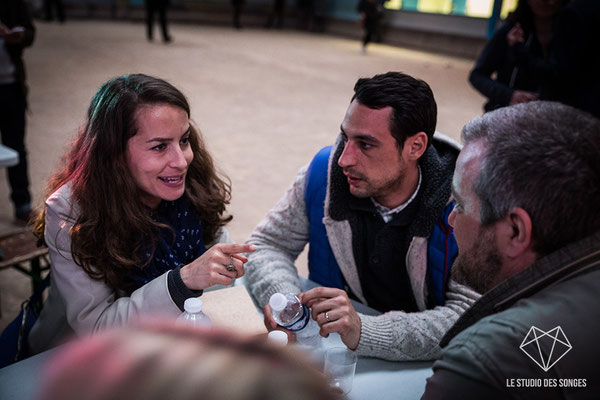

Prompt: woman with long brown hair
[28,74,255,354]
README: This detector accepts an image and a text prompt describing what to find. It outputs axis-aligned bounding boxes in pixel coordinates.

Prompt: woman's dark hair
[33,74,232,291]
[507,0,569,32]
[507,0,535,31]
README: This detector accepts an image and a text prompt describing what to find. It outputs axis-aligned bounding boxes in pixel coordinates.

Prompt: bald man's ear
[405,132,428,161]
[497,207,535,260]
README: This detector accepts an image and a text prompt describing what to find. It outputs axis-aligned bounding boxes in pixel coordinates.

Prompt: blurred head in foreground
[39,322,338,400]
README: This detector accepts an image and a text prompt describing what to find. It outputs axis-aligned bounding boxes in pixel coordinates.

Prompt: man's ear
[497,207,534,259]
[405,132,428,161]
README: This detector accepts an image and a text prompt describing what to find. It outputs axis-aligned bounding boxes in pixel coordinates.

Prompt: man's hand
[262,303,296,342]
[300,287,361,350]
[262,303,278,330]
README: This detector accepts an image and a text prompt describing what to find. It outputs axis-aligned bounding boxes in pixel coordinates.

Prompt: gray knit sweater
[245,133,480,361]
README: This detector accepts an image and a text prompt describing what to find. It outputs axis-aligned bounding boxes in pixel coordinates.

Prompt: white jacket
[29,183,231,354]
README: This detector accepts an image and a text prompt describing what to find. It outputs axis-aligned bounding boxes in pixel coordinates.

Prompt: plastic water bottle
[177,298,212,328]
[269,293,321,348]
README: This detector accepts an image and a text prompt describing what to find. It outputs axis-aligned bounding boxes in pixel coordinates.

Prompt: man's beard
[451,227,503,295]
[343,157,407,201]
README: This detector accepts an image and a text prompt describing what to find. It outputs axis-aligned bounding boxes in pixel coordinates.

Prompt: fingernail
[248,244,257,251]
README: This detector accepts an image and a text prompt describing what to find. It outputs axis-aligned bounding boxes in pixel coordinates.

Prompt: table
[0,144,19,168]
[0,339,433,400]
[319,333,433,400]
[297,278,433,399]
[0,347,58,400]
[0,334,433,400]
[0,280,434,400]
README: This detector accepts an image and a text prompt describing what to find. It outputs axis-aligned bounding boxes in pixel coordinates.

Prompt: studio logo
[520,326,572,372]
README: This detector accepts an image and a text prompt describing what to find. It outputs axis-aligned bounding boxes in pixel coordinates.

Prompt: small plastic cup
[267,330,288,346]
[323,347,358,394]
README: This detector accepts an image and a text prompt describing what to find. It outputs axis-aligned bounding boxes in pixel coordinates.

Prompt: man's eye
[341,133,348,142]
[360,142,372,150]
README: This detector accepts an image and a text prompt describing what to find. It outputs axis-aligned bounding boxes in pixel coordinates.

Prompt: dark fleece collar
[327,136,459,238]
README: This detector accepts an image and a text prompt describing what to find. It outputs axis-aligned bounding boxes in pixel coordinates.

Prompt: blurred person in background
[232,0,245,29]
[0,0,35,223]
[145,0,171,42]
[28,74,255,355]
[469,0,567,112]
[545,0,599,118]
[43,0,65,23]
[39,322,340,400]
[265,0,286,29]
[357,0,382,53]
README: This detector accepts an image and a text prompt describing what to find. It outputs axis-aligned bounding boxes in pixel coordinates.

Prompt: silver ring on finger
[226,256,236,272]
[325,312,331,322]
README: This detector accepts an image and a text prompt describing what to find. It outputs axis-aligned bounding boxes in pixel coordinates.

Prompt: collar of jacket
[440,230,600,347]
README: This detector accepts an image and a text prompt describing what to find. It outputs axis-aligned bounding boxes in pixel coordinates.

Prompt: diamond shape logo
[520,326,572,372]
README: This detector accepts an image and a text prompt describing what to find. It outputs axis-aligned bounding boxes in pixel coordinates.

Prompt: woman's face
[126,104,193,209]
[528,0,562,18]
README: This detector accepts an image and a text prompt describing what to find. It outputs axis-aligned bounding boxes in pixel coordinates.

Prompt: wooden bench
[0,228,50,317]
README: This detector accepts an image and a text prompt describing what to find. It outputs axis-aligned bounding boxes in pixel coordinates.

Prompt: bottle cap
[184,298,203,313]
[269,293,287,311]
[267,330,288,345]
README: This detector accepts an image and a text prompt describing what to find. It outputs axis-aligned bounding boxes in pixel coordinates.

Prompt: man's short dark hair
[352,72,437,147]
[462,101,600,255]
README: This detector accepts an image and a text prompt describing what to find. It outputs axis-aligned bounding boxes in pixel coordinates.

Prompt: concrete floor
[0,19,486,329]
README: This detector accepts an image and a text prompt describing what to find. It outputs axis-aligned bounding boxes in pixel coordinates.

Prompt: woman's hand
[507,23,524,47]
[179,243,256,290]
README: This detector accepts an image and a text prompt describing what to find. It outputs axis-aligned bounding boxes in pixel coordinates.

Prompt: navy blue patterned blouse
[128,195,206,288]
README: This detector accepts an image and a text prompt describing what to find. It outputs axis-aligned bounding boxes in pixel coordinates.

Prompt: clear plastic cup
[323,347,358,394]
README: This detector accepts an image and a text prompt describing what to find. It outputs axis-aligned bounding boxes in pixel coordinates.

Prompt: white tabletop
[0,337,432,400]
[297,277,433,399]
[0,347,57,400]
[0,332,433,400]
[0,144,19,167]
[0,279,434,400]
[319,333,433,400]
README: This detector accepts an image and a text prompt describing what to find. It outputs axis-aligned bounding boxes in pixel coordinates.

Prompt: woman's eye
[180,136,190,145]
[152,144,165,151]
